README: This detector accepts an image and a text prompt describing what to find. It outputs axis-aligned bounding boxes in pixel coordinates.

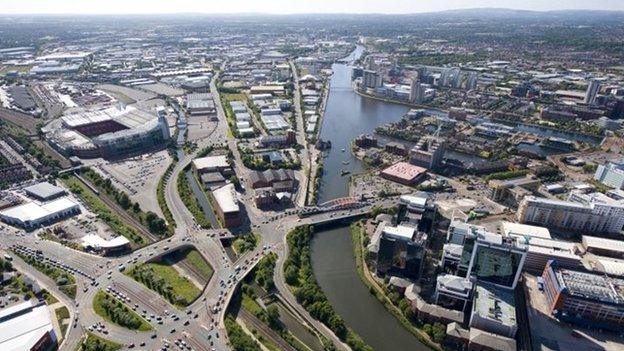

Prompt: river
[310,47,430,351]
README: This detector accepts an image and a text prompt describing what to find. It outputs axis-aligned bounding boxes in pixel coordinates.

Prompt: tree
[266,305,281,330]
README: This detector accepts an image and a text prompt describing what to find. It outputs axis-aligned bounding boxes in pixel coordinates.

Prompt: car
[170,328,176,333]
[128,343,135,348]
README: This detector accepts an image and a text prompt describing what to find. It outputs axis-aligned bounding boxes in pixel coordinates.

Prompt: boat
[341,148,345,152]
[342,160,350,165]
[341,170,351,176]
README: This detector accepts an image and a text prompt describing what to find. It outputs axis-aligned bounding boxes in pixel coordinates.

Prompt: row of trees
[127,264,189,307]
[284,226,372,351]
[225,317,262,351]
[252,252,276,292]
[176,167,212,229]
[94,292,147,330]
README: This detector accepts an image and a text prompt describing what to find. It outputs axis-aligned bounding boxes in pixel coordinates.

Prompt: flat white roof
[0,197,78,223]
[382,225,415,241]
[192,155,229,171]
[0,301,54,351]
[501,222,551,240]
[213,183,239,213]
[583,235,624,253]
[23,182,65,199]
[81,234,130,249]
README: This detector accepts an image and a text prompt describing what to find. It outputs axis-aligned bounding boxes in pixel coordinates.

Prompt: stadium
[43,104,170,159]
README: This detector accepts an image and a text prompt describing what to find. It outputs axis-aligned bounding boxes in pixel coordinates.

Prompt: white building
[594,160,624,190]
[0,197,80,230]
[0,300,57,351]
[517,192,624,234]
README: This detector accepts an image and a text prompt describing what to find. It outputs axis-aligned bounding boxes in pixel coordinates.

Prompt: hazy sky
[2,0,624,15]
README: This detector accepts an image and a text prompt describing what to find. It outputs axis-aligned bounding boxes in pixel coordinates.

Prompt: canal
[310,47,430,351]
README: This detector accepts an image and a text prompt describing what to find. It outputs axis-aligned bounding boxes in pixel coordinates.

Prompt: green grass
[181,249,214,282]
[242,294,265,316]
[177,168,212,229]
[157,161,177,229]
[55,306,70,341]
[62,175,147,246]
[225,317,262,351]
[14,252,77,299]
[161,247,214,283]
[92,290,152,331]
[76,332,122,351]
[146,263,201,303]
[126,262,201,307]
[43,290,59,304]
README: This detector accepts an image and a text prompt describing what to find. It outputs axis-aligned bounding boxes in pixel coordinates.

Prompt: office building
[375,223,427,279]
[582,235,624,259]
[488,177,540,207]
[517,192,624,234]
[469,283,517,338]
[594,160,624,190]
[584,79,600,105]
[211,184,241,228]
[542,260,624,332]
[434,274,473,311]
[445,220,527,290]
[0,300,57,351]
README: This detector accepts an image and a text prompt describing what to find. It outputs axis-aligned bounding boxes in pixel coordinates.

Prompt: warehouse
[0,300,57,351]
[0,197,80,230]
[23,182,67,201]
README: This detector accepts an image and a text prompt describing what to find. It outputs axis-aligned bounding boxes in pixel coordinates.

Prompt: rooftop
[555,266,624,305]
[501,221,551,240]
[473,283,516,327]
[23,182,66,199]
[0,300,55,351]
[213,183,239,214]
[193,155,229,171]
[381,162,427,181]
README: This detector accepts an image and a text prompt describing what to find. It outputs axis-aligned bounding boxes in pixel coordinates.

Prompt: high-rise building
[517,192,624,234]
[444,220,527,290]
[376,224,427,279]
[362,69,382,89]
[584,79,600,105]
[594,160,624,190]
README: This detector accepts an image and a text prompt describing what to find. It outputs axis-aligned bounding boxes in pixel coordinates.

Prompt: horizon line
[1,7,624,17]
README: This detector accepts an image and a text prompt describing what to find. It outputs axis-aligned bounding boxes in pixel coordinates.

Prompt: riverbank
[353,88,448,114]
[284,226,373,351]
[350,222,442,351]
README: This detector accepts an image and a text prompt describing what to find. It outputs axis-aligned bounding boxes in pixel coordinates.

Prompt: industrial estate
[2,5,624,351]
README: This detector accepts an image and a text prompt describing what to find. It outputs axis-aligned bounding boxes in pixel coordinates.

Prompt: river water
[310,48,430,351]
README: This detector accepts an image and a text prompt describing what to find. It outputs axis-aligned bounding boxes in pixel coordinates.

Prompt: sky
[1,0,624,15]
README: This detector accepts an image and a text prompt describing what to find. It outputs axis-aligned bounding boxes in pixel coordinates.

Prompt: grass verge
[92,290,152,331]
[126,262,201,307]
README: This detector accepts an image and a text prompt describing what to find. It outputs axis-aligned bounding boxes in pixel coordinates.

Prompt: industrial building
[0,197,80,230]
[23,182,67,201]
[0,300,58,351]
[542,260,624,332]
[380,162,427,186]
[192,155,232,175]
[186,93,217,119]
[517,192,624,234]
